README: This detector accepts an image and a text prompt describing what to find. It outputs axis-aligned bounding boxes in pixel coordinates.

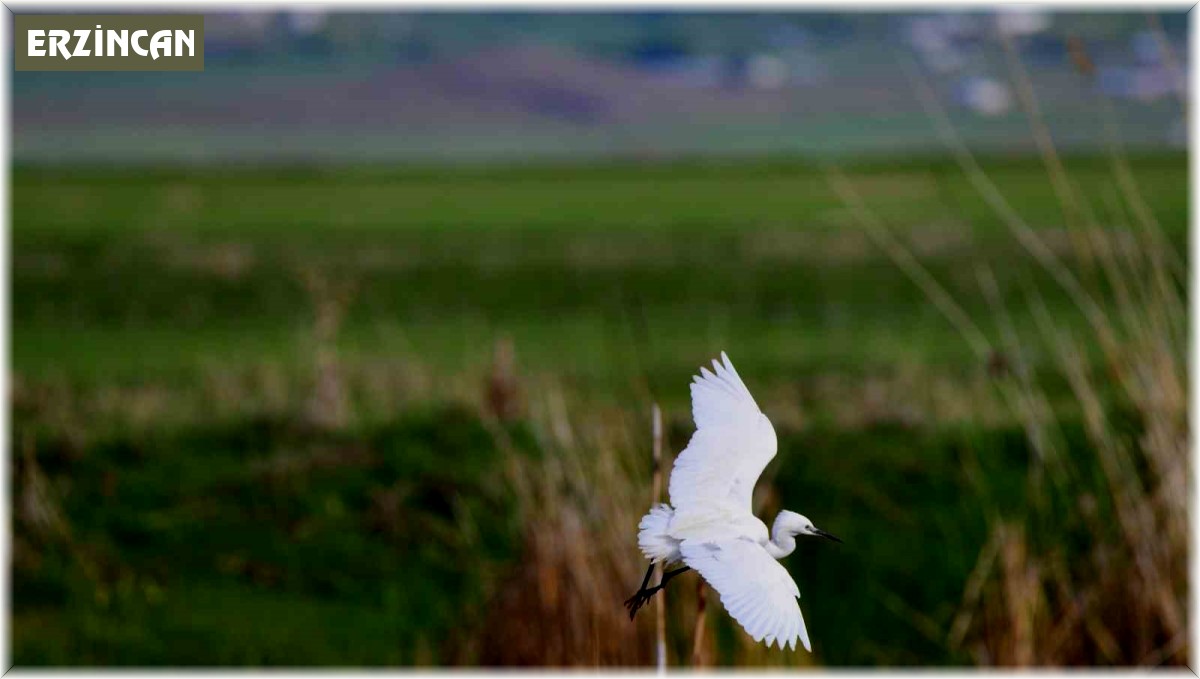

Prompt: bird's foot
[623,585,661,620]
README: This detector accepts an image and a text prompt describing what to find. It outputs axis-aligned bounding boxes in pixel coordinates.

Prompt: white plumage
[680,537,808,652]
[633,352,839,653]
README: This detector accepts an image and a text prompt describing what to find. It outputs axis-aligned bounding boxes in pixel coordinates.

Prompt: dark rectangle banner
[15,14,204,71]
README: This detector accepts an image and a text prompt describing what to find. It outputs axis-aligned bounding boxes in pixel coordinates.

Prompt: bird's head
[776,510,842,543]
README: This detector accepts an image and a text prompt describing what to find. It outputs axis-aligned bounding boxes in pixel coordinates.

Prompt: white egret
[625,352,840,652]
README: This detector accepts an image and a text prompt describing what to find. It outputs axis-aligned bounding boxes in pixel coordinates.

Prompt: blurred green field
[11,153,1187,666]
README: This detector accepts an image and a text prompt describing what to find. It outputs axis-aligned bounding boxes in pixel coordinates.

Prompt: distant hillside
[12,11,1187,163]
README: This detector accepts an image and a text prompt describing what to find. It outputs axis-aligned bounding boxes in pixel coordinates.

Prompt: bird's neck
[766,524,797,560]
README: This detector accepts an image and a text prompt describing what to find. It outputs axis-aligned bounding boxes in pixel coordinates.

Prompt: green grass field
[11,154,1187,666]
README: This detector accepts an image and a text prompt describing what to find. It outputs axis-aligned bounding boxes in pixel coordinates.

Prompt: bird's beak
[813,528,842,544]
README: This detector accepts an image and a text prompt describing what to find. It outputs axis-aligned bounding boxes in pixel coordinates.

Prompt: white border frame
[1,1,1194,675]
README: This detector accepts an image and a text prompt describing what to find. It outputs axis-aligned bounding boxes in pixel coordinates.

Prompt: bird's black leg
[637,563,654,592]
[622,563,656,619]
[661,566,690,583]
[624,566,692,620]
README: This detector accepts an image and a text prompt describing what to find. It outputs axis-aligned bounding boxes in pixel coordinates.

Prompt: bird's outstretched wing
[681,537,810,652]
[668,352,777,512]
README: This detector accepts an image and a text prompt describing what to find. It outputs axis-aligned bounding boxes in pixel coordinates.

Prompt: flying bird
[625,352,840,652]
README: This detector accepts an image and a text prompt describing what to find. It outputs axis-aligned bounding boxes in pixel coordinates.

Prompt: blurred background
[11,9,1188,668]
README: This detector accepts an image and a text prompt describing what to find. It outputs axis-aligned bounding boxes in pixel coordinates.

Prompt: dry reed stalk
[827,169,992,362]
[976,266,1065,480]
[299,268,356,429]
[478,383,652,666]
[835,43,1186,665]
[1061,34,1186,301]
[998,26,1106,278]
[17,433,70,543]
[1008,32,1184,665]
[691,579,708,667]
[901,55,1115,354]
[651,403,667,672]
[486,335,522,421]
[895,34,1188,666]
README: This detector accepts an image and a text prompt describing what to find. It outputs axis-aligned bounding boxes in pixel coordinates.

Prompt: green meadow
[11,154,1187,666]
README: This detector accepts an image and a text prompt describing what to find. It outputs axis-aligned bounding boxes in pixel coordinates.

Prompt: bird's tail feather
[637,503,677,563]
